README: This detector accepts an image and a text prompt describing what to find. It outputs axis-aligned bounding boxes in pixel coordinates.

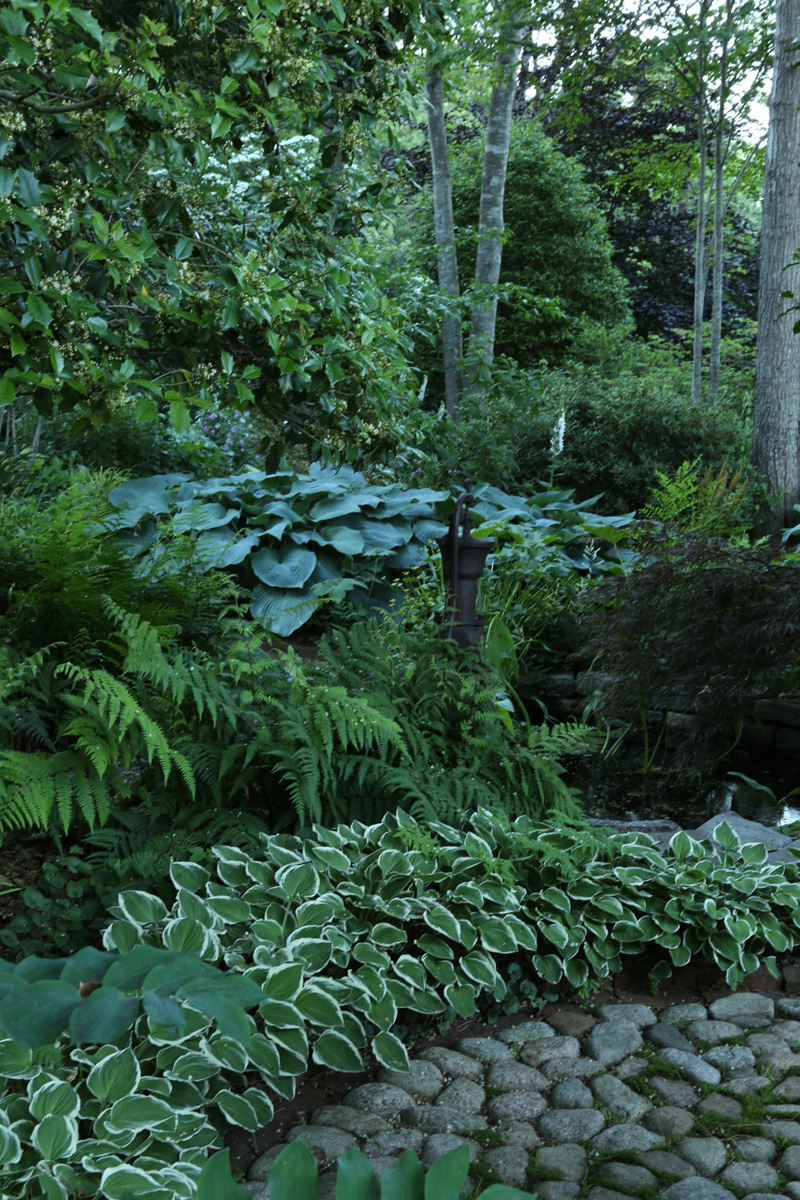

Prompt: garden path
[241,990,800,1198]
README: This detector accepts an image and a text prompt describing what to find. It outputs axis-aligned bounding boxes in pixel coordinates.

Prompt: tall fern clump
[0,603,593,843]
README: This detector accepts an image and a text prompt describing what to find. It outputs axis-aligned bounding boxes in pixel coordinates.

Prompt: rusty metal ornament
[437,483,495,648]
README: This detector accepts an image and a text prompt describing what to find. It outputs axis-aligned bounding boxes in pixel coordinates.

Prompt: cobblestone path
[244,992,800,1198]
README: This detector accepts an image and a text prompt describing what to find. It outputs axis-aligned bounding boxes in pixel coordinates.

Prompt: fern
[0,749,111,832]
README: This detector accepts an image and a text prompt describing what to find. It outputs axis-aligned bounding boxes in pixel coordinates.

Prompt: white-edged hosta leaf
[312,1030,363,1072]
[371,1031,409,1072]
[31,1113,79,1161]
[0,1124,21,1165]
[213,1090,260,1130]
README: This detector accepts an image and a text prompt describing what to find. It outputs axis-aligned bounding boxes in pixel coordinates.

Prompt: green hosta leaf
[214,1089,260,1130]
[712,821,740,851]
[444,982,477,1018]
[195,527,261,568]
[173,502,240,533]
[612,921,644,944]
[293,523,365,555]
[533,954,563,984]
[669,831,693,859]
[381,1150,425,1199]
[724,914,756,941]
[741,842,768,865]
[117,890,169,927]
[416,934,454,959]
[459,951,497,989]
[143,991,188,1037]
[540,921,569,950]
[0,1125,21,1166]
[424,907,460,942]
[0,1039,33,1078]
[295,986,344,1027]
[196,1149,252,1200]
[372,1030,410,1071]
[69,987,140,1044]
[0,980,81,1047]
[478,918,517,955]
[170,862,210,892]
[267,1140,318,1200]
[251,584,319,636]
[670,944,692,967]
[29,1080,80,1121]
[87,1047,141,1105]
[31,1113,79,1161]
[709,930,742,963]
[276,861,319,899]
[541,887,571,915]
[98,1166,162,1198]
[251,545,316,588]
[371,923,406,948]
[564,959,589,988]
[107,1093,176,1133]
[312,1030,363,1072]
[162,917,212,953]
[262,963,304,1001]
[334,1147,379,1199]
[339,513,413,552]
[424,1143,470,1199]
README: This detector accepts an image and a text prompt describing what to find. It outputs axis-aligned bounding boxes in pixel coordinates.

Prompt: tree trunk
[751,0,800,534]
[464,5,524,400]
[691,0,709,406]
[708,3,731,407]
[426,62,464,420]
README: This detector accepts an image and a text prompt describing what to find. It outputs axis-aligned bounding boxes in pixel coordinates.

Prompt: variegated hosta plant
[1,809,798,1198]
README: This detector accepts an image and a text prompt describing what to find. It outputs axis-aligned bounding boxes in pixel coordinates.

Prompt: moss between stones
[468,1160,501,1188]
[469,1128,502,1151]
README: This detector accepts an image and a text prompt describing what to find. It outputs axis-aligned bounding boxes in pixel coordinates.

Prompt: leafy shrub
[108,465,633,637]
[581,483,800,768]
[0,809,797,1197]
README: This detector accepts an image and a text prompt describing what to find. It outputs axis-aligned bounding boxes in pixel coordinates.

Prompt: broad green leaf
[69,987,140,1044]
[0,980,81,1047]
[478,917,517,955]
[0,1125,21,1166]
[335,1147,379,1199]
[372,1031,410,1072]
[251,545,316,588]
[173,502,240,533]
[532,954,563,984]
[29,1080,80,1121]
[107,1093,175,1133]
[267,1140,318,1200]
[295,986,344,1027]
[31,1113,79,1161]
[312,1030,363,1072]
[371,923,406,948]
[380,1151,425,1200]
[214,1089,260,1130]
[424,1144,470,1200]
[87,1047,141,1104]
[196,1149,252,1200]
[712,821,740,851]
[251,584,318,637]
[98,1166,161,1198]
[262,963,304,1001]
[117,890,169,927]
[0,1039,33,1078]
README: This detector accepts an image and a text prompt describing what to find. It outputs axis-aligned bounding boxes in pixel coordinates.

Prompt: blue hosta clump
[1,810,799,1197]
[107,465,633,636]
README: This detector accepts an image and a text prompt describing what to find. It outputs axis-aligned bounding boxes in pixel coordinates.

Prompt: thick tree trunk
[465,5,524,400]
[426,63,464,420]
[751,0,800,533]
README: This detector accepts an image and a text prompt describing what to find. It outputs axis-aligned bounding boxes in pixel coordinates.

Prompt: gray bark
[426,63,463,420]
[751,0,800,531]
[708,3,730,407]
[691,0,710,405]
[465,4,524,399]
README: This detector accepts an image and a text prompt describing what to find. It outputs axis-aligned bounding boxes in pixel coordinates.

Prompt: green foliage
[107,464,634,638]
[497,355,748,514]
[0,0,423,456]
[261,1140,536,1200]
[582,474,800,768]
[1,809,798,1194]
[412,119,630,376]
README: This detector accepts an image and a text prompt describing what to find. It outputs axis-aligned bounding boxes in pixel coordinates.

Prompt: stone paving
[243,991,800,1198]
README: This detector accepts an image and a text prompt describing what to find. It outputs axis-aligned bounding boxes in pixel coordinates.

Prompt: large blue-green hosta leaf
[172,502,240,533]
[251,546,316,588]
[251,586,318,637]
[339,513,412,553]
[291,524,365,555]
[195,528,261,569]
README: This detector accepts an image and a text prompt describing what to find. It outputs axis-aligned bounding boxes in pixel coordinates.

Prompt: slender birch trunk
[708,0,732,407]
[691,0,709,405]
[751,0,800,533]
[464,4,524,401]
[426,60,464,421]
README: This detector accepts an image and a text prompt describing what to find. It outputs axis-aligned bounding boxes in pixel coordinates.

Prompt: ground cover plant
[0,809,797,1198]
